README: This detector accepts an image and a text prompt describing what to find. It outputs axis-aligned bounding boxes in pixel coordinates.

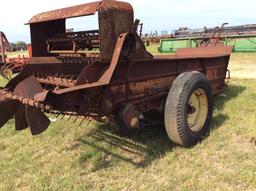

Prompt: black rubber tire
[164,71,213,147]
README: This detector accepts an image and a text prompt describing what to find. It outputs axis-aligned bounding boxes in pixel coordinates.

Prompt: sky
[1,0,256,42]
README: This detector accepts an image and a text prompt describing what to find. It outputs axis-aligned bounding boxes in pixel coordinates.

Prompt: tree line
[10,41,29,51]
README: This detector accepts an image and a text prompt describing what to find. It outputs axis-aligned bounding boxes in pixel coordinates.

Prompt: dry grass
[0,48,256,190]
[6,51,29,58]
[229,53,256,79]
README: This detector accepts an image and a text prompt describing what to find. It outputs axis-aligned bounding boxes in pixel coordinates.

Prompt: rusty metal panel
[51,32,130,95]
[98,0,134,60]
[0,32,5,63]
[0,32,11,63]
[128,59,177,82]
[30,20,65,57]
[28,1,102,24]
[175,46,233,58]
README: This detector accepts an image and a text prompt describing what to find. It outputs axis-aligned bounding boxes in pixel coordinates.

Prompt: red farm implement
[0,1,232,147]
[0,32,30,79]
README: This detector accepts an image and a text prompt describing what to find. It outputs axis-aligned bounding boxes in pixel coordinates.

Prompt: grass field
[6,51,29,58]
[229,53,256,79]
[0,48,256,190]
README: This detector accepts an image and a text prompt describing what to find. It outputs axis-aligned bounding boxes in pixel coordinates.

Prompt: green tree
[15,41,27,51]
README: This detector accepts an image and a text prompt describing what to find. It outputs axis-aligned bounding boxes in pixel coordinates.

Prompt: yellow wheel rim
[187,88,208,132]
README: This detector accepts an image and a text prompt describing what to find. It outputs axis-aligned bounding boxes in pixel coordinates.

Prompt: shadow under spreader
[210,84,246,131]
[68,84,246,171]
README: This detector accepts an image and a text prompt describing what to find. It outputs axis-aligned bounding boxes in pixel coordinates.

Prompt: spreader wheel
[164,72,213,147]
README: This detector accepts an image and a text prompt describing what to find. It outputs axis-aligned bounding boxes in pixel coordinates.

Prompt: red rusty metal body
[0,32,11,63]
[0,0,232,138]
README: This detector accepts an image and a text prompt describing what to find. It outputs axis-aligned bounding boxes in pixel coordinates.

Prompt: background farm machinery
[0,31,30,79]
[0,0,232,147]
[159,23,256,53]
[174,23,256,38]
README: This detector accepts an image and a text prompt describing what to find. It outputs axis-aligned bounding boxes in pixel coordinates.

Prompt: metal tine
[47,74,52,80]
[59,74,64,82]
[66,74,75,83]
[87,118,92,126]
[73,116,79,123]
[61,114,66,120]
[55,113,60,118]
[60,74,68,83]
[53,73,59,78]
[54,86,60,91]
[79,118,85,126]
[69,75,75,81]
[64,75,69,83]
[67,115,72,121]
[65,74,71,83]
[49,113,55,119]
[51,74,55,81]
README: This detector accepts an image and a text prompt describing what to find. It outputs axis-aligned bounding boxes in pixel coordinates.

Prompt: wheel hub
[187,88,208,132]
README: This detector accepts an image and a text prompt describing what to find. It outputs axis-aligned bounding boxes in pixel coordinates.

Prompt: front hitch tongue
[0,75,50,135]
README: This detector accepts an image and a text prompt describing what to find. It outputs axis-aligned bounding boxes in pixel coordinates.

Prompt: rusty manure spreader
[0,0,233,147]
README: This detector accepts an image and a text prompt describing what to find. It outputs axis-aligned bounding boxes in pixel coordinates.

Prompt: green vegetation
[0,77,8,87]
[146,44,161,54]
[0,49,256,190]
